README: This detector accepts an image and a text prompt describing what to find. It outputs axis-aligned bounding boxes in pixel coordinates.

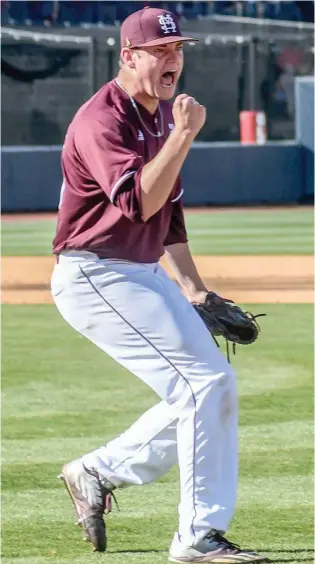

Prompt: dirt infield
[2,255,313,304]
[2,208,313,304]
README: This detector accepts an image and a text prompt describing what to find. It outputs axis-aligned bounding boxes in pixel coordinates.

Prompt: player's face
[133,42,184,100]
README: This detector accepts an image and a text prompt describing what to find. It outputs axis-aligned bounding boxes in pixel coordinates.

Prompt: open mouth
[160,71,176,88]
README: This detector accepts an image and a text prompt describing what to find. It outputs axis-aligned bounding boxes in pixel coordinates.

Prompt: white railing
[209,14,315,31]
[0,26,92,44]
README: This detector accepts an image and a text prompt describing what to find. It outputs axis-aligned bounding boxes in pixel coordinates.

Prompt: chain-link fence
[1,24,313,145]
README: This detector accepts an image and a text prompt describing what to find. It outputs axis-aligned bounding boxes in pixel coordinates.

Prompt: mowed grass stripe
[5,227,313,237]
[189,228,312,236]
[2,419,313,465]
[1,489,313,559]
[2,207,313,255]
[185,208,313,225]
[2,208,312,230]
[188,242,314,255]
[2,383,312,441]
[0,558,174,564]
[2,221,57,231]
[2,359,311,414]
[2,443,313,494]
[2,475,313,522]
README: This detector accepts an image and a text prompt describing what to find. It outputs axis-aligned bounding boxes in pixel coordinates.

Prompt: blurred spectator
[181,2,201,19]
[3,0,313,26]
[7,0,28,23]
[27,1,55,24]
[296,0,314,22]
[1,0,9,24]
[95,1,118,25]
[235,1,245,16]
[271,0,302,21]
[44,1,59,25]
[56,1,92,26]
[52,1,120,26]
[213,1,235,15]
[243,0,257,17]
[115,1,144,22]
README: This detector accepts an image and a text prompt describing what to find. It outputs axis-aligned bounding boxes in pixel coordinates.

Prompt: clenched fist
[172,94,206,139]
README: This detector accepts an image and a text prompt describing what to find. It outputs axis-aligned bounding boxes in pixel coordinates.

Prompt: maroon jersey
[53,79,187,263]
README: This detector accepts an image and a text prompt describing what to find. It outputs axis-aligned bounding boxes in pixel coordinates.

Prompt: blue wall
[2,146,62,212]
[182,142,302,205]
[295,77,314,200]
[1,142,303,212]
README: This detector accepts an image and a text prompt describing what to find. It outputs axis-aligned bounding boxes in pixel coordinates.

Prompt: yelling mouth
[160,70,176,88]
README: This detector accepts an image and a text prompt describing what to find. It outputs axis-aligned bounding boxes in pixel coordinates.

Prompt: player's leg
[52,255,181,551]
[52,255,237,540]
[83,399,178,487]
[59,398,178,550]
[52,254,264,562]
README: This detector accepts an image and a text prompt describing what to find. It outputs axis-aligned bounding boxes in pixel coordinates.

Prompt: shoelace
[104,489,120,514]
[205,531,241,552]
[84,465,120,514]
[245,312,266,328]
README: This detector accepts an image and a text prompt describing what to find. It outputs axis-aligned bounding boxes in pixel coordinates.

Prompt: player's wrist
[183,285,208,304]
[170,125,196,145]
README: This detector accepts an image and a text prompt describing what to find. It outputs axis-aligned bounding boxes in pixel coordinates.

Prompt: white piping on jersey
[171,188,184,203]
[110,172,183,205]
[109,170,136,203]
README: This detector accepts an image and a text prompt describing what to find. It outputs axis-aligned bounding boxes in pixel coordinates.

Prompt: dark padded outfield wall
[1,142,302,211]
[295,76,314,201]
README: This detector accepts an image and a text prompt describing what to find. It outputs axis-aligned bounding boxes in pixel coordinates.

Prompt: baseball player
[51,6,267,563]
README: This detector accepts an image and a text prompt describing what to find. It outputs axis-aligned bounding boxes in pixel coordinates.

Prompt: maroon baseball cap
[120,6,198,49]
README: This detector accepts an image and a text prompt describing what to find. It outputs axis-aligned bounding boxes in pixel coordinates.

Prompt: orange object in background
[240,111,267,144]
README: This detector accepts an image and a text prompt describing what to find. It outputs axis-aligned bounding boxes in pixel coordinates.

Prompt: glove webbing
[212,312,266,364]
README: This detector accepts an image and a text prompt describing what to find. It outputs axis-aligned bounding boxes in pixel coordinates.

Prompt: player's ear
[120,48,136,69]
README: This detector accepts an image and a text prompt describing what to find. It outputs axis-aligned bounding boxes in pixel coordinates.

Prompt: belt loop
[55,255,59,264]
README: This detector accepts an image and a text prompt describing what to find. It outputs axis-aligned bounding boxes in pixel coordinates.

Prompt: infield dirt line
[2,255,313,304]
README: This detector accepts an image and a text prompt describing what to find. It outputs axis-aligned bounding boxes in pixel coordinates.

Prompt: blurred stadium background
[1,4,314,564]
[1,0,314,210]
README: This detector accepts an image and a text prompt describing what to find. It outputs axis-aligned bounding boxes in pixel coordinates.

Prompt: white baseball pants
[51,251,238,547]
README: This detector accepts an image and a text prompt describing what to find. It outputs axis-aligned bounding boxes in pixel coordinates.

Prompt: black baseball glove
[193,292,265,358]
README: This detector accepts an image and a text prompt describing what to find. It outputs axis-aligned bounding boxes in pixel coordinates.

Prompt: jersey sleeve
[163,192,188,247]
[75,118,145,223]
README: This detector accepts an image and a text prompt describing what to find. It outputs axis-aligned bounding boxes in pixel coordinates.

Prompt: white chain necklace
[115,79,164,138]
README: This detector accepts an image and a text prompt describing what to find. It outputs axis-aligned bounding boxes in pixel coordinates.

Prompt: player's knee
[203,366,237,399]
[219,366,237,392]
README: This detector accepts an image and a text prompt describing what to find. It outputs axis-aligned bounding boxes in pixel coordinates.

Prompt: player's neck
[116,72,159,115]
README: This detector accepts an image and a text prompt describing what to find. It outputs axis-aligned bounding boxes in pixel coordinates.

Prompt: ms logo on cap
[157,13,177,34]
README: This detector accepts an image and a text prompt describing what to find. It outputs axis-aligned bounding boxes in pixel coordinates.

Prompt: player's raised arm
[140,94,206,220]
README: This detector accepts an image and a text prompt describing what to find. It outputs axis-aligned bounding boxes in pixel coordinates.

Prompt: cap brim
[132,35,198,48]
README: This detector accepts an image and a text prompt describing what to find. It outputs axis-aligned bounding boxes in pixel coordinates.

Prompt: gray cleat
[58,458,114,552]
[169,532,269,563]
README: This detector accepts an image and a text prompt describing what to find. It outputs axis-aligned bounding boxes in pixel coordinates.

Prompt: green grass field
[2,207,314,563]
[2,208,313,255]
[2,304,314,564]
